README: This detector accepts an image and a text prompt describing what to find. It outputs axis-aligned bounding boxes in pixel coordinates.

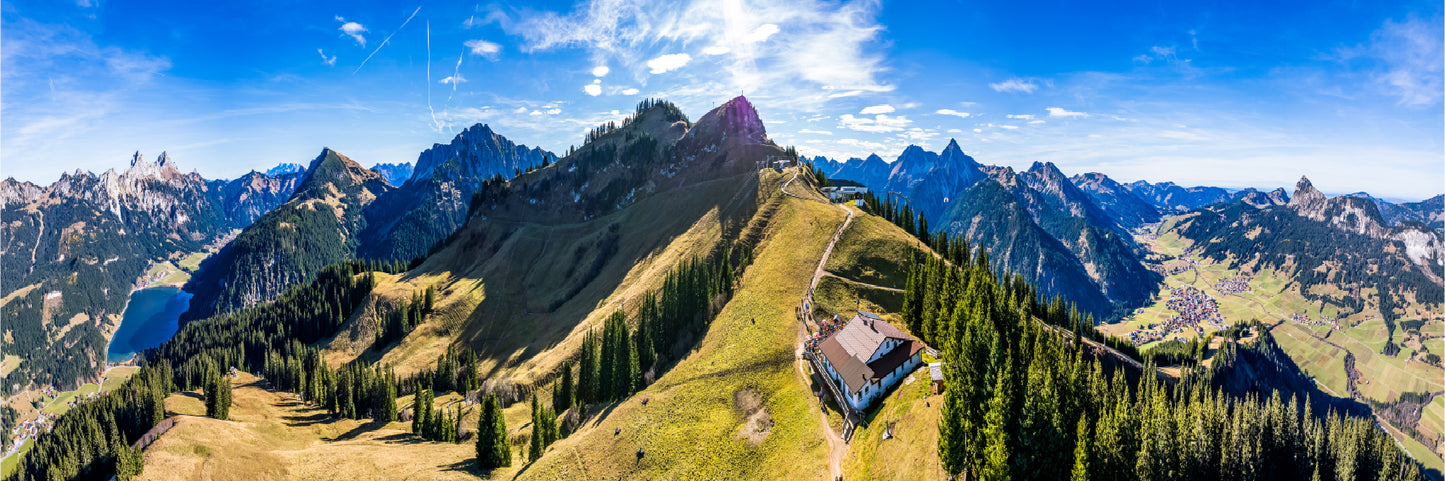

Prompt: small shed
[928,363,945,394]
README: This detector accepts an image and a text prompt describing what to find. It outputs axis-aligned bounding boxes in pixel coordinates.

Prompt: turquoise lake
[106,286,193,363]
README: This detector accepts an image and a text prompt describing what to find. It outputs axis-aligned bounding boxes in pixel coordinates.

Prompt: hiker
[615,428,621,436]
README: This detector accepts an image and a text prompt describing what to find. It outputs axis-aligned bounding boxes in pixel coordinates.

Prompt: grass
[177,251,208,272]
[515,170,838,479]
[325,169,770,388]
[0,439,33,477]
[0,283,41,308]
[841,365,946,480]
[2,366,139,476]
[812,276,904,328]
[139,373,482,480]
[0,354,21,378]
[1270,323,1351,397]
[822,207,928,289]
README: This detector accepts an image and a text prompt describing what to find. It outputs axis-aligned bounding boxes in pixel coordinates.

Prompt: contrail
[426,21,443,133]
[354,6,421,74]
[447,53,463,101]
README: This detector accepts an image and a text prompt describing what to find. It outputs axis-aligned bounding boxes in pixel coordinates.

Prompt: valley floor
[1106,222,1445,472]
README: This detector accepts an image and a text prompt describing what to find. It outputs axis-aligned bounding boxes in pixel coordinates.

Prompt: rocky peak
[409,123,550,188]
[1287,175,1328,220]
[687,96,768,147]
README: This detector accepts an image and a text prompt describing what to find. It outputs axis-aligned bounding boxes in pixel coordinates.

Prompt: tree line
[918,243,1425,480]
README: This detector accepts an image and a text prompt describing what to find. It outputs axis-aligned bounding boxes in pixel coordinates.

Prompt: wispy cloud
[860,104,893,114]
[465,39,501,59]
[497,0,892,110]
[646,53,691,74]
[989,77,1039,93]
[439,75,466,85]
[620,88,640,95]
[800,129,833,135]
[335,16,368,46]
[838,113,910,133]
[935,109,971,118]
[1046,107,1088,118]
[317,49,337,66]
[1355,16,1444,106]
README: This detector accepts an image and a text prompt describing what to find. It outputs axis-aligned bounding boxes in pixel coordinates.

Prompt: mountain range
[819,141,1158,319]
[182,126,554,321]
[0,153,301,389]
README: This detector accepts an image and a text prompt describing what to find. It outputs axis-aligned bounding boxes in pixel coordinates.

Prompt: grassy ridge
[516,174,839,479]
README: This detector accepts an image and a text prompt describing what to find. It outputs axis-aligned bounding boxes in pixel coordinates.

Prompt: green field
[822,208,928,290]
[0,355,20,378]
[841,363,946,480]
[1132,223,1445,466]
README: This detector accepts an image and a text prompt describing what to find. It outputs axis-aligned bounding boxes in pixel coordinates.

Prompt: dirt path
[821,271,903,293]
[783,167,853,480]
[794,323,847,480]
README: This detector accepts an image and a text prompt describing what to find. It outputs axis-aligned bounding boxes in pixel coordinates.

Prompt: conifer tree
[529,394,544,462]
[1072,416,1091,481]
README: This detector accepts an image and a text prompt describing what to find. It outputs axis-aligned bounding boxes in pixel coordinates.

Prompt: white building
[819,185,868,202]
[816,311,924,412]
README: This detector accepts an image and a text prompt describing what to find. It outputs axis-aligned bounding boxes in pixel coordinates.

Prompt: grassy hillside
[323,169,775,389]
[137,372,485,480]
[513,171,839,479]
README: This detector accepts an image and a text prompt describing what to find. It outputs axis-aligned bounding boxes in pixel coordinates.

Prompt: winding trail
[783,167,853,480]
[820,272,903,293]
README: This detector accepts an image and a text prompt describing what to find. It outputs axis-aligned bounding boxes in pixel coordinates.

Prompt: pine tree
[477,393,511,469]
[529,394,544,462]
[981,357,1015,481]
[1071,416,1091,481]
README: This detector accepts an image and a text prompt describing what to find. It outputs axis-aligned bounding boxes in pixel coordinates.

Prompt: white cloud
[465,39,502,58]
[1028,120,1046,124]
[620,88,640,95]
[828,90,865,98]
[1006,114,1034,120]
[317,49,336,66]
[530,110,544,116]
[838,114,911,133]
[547,108,563,115]
[439,75,466,85]
[936,109,971,118]
[999,125,1019,130]
[500,0,892,109]
[583,83,603,96]
[799,129,833,135]
[947,128,963,133]
[989,78,1038,93]
[646,53,691,74]
[592,65,610,77]
[745,24,780,44]
[513,106,529,114]
[336,17,368,46]
[860,104,894,115]
[1046,107,1089,118]
[837,138,889,151]
[1360,17,1444,106]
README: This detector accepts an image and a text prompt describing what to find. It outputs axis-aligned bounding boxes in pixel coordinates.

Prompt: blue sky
[3,0,1441,200]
